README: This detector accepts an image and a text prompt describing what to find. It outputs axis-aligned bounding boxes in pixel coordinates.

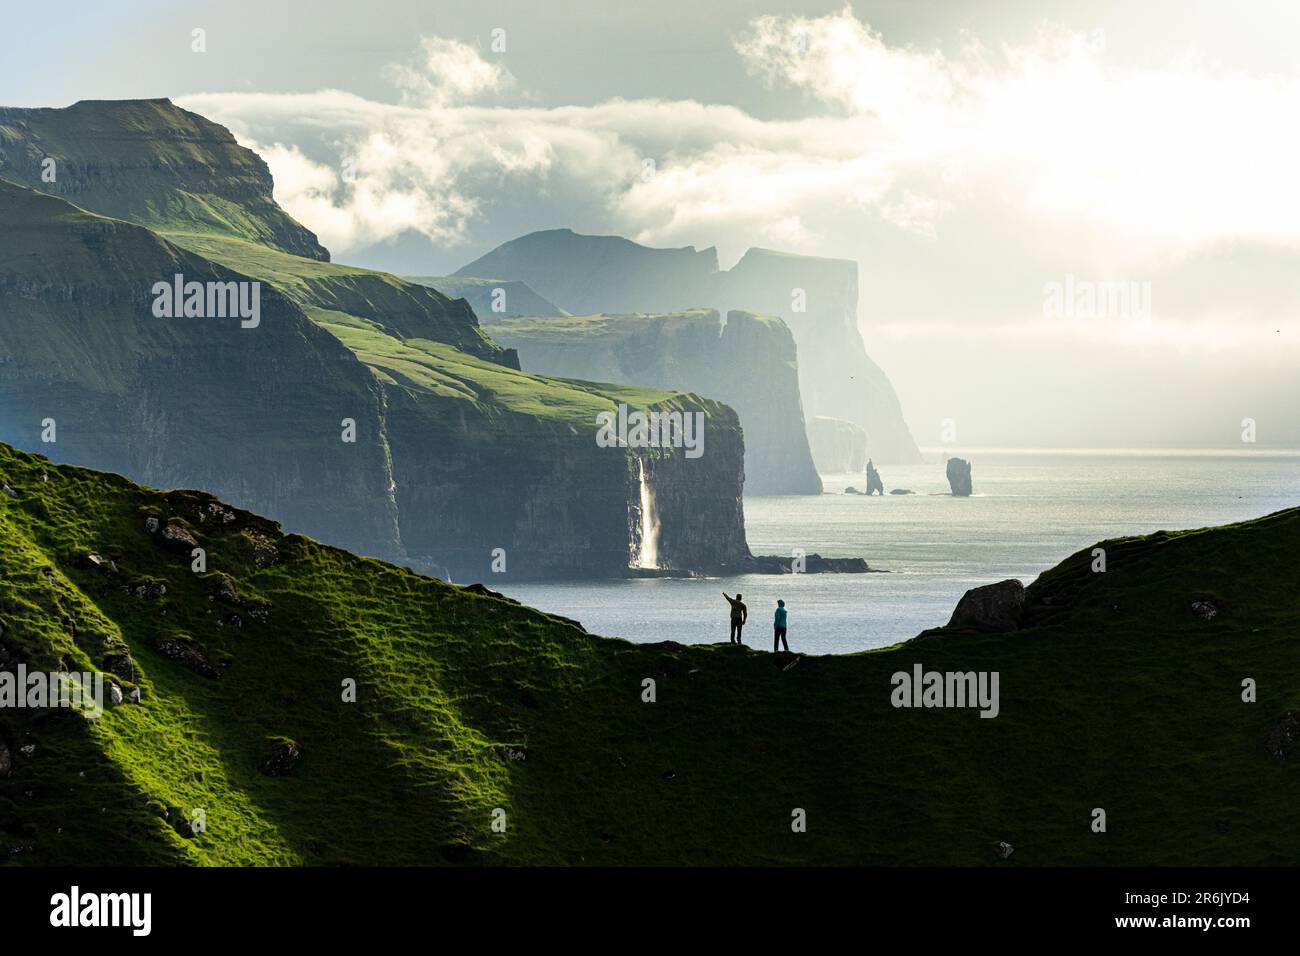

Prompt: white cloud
[180,8,1300,338]
[383,36,514,106]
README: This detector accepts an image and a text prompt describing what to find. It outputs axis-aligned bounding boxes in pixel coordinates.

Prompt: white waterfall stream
[636,457,660,569]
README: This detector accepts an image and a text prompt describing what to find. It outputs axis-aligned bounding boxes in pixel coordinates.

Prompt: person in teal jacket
[773,599,789,652]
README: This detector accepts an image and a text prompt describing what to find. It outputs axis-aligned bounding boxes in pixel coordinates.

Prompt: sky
[5,0,1299,449]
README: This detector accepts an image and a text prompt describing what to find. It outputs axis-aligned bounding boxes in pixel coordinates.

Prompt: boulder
[889,488,915,495]
[155,634,223,679]
[949,579,1025,631]
[1191,599,1219,621]
[462,582,508,600]
[946,457,973,496]
[1265,711,1299,762]
[844,486,862,495]
[994,841,1014,860]
[101,652,137,681]
[259,740,301,776]
[159,522,199,555]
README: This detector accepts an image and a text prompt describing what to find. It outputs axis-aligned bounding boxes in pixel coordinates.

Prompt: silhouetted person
[723,592,747,643]
[773,599,789,652]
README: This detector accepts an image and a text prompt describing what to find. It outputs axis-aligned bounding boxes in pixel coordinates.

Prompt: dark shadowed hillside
[2,440,1295,865]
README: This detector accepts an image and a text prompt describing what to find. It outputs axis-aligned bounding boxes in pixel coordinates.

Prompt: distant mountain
[4,438,1297,864]
[456,229,718,314]
[406,276,568,319]
[458,229,922,465]
[483,309,823,494]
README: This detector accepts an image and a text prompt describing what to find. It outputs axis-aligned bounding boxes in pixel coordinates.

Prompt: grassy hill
[2,440,1296,865]
[0,99,328,261]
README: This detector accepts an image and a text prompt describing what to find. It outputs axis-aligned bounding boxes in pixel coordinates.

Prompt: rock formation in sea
[865,459,885,496]
[946,457,973,497]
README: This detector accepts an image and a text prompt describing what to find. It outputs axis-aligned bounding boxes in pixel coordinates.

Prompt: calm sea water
[499,450,1300,654]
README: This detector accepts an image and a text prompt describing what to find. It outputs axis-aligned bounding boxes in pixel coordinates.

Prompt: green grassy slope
[174,234,506,362]
[169,233,714,430]
[0,99,328,261]
[2,441,1296,865]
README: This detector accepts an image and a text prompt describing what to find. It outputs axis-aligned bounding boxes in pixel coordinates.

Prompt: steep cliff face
[0,100,754,579]
[457,230,922,466]
[483,309,822,495]
[368,349,749,579]
[0,181,750,580]
[808,416,867,473]
[721,249,921,466]
[0,181,401,557]
[0,99,329,261]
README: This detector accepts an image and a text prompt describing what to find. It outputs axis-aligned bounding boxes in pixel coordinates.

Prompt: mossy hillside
[2,441,1296,865]
[0,180,404,558]
[312,309,706,429]
[0,99,328,261]
[174,234,506,362]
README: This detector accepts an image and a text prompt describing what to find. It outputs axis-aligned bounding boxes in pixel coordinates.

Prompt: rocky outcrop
[457,230,922,465]
[482,309,822,495]
[946,457,973,496]
[865,460,884,495]
[259,739,301,776]
[1265,712,1299,762]
[949,579,1025,631]
[807,416,867,473]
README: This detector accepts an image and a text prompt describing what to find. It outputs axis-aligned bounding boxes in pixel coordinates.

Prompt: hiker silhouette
[723,592,747,643]
[773,599,789,652]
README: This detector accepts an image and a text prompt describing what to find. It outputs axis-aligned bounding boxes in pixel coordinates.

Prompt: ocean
[498,450,1300,654]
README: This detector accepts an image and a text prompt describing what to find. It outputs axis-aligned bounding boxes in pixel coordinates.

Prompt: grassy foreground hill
[1,440,1296,865]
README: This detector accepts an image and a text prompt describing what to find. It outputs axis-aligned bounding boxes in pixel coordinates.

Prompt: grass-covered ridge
[1,441,1296,865]
[0,99,328,261]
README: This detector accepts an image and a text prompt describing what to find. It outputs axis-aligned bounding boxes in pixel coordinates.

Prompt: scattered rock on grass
[1265,711,1299,762]
[259,740,301,776]
[949,579,1025,631]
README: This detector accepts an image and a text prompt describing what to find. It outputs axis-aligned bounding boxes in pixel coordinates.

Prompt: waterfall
[636,457,660,569]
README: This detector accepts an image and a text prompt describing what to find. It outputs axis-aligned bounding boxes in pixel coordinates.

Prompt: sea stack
[865,459,885,496]
[946,457,973,496]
